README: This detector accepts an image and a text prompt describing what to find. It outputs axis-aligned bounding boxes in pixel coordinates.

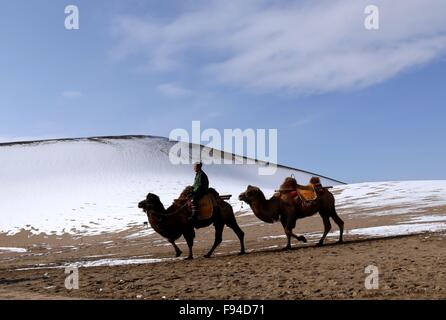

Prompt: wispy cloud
[111,0,446,95]
[206,111,221,120]
[289,113,321,128]
[62,91,83,98]
[157,83,193,97]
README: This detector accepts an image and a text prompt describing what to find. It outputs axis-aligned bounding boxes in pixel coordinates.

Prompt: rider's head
[194,162,203,173]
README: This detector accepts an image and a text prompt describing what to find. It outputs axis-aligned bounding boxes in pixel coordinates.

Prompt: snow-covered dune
[0,135,342,236]
[335,181,446,237]
[335,180,446,216]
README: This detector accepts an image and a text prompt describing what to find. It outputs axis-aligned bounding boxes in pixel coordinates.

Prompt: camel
[138,186,245,259]
[238,185,308,249]
[239,184,344,249]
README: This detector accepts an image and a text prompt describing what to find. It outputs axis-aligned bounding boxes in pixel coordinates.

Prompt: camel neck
[250,195,276,223]
[148,202,167,218]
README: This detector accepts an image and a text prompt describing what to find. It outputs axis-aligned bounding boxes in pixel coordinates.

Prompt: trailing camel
[138,186,245,259]
[239,180,344,249]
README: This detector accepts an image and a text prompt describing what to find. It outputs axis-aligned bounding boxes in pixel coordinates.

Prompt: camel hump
[179,186,193,200]
[207,187,220,198]
[280,177,297,190]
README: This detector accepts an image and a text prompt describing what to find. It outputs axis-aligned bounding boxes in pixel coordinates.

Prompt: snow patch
[349,223,446,237]
[0,247,27,253]
[16,257,177,270]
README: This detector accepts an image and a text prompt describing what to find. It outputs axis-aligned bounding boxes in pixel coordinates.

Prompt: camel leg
[317,215,331,247]
[204,223,224,258]
[284,228,295,250]
[330,209,344,244]
[279,215,306,249]
[283,227,307,248]
[280,215,292,250]
[284,216,307,248]
[291,232,307,243]
[169,239,182,257]
[288,218,307,244]
[226,219,246,255]
[183,228,195,260]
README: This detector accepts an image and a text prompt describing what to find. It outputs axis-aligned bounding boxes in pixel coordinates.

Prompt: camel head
[238,185,264,204]
[138,193,164,213]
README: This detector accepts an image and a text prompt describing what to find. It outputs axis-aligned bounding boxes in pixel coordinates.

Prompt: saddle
[277,176,322,207]
[187,194,215,221]
[296,185,318,201]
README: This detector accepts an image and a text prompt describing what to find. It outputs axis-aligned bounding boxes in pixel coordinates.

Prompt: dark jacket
[192,170,209,198]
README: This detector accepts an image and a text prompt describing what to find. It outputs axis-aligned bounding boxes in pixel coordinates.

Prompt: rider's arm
[192,172,202,194]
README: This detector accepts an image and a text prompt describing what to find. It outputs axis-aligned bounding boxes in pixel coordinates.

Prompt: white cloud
[62,91,83,98]
[157,83,193,97]
[111,0,446,94]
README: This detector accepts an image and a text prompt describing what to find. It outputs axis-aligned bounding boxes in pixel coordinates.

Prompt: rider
[189,162,209,223]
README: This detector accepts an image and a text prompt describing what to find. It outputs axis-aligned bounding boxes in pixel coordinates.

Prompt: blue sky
[1,0,446,183]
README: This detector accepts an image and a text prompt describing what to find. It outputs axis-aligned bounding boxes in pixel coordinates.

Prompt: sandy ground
[1,203,446,300]
[1,233,446,300]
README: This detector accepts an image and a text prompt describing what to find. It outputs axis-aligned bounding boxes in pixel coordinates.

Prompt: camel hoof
[204,254,212,258]
[336,240,344,245]
[185,256,193,260]
[298,236,307,243]
[238,251,246,256]
[316,242,324,247]
[282,246,292,251]
[175,252,182,258]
